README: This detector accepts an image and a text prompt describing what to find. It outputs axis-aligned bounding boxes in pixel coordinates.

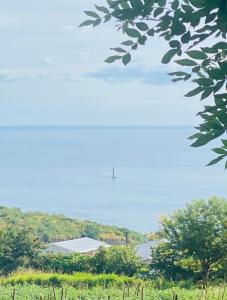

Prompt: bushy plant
[150,197,227,281]
[0,225,42,275]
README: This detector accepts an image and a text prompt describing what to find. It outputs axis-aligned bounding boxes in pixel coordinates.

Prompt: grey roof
[46,237,109,254]
[136,241,154,261]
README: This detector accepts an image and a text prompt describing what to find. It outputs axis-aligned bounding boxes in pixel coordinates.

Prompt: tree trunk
[201,263,210,282]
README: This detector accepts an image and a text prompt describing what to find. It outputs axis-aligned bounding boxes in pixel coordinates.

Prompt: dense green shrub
[0,225,42,275]
[33,253,92,274]
[34,246,143,277]
[92,246,142,276]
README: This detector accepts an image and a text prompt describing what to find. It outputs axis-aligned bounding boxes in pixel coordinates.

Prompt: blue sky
[0,0,204,125]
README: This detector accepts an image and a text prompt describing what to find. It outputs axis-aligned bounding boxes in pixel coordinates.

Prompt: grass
[2,270,140,288]
[0,271,226,300]
[0,284,226,300]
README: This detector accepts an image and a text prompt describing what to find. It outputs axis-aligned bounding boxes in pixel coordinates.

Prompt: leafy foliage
[92,246,142,276]
[151,197,227,280]
[0,225,42,275]
[0,206,145,245]
[34,246,142,277]
[80,0,227,168]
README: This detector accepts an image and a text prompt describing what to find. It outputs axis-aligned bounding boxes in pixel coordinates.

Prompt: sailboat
[112,168,117,179]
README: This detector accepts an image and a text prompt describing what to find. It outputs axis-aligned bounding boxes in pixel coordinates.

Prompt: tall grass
[0,284,226,300]
[2,270,139,288]
[1,271,226,300]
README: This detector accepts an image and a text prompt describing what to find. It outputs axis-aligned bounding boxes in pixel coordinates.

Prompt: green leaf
[122,53,131,65]
[206,155,224,166]
[218,61,227,75]
[168,71,189,76]
[188,133,201,140]
[154,7,164,18]
[147,28,155,36]
[213,80,225,93]
[105,55,122,63]
[93,18,101,26]
[191,134,213,147]
[194,78,213,86]
[130,0,143,10]
[172,78,184,82]
[158,0,166,7]
[169,40,181,48]
[161,49,177,64]
[186,50,208,60]
[189,0,205,8]
[95,5,110,14]
[171,21,186,35]
[135,22,149,31]
[208,69,225,81]
[125,28,141,38]
[213,42,227,49]
[79,20,94,27]
[110,47,127,53]
[181,31,191,44]
[175,59,197,66]
[104,14,111,22]
[201,88,213,100]
[185,87,203,97]
[84,11,100,18]
[201,47,217,54]
[138,36,147,45]
[222,140,227,147]
[171,0,179,9]
[212,148,227,155]
[121,40,134,46]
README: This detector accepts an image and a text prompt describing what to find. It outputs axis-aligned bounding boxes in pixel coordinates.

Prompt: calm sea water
[0,126,226,232]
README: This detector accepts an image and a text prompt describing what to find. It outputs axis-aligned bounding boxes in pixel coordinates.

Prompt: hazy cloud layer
[86,65,171,85]
[0,0,201,125]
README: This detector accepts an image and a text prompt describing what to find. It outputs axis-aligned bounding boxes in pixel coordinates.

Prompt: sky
[0,0,205,126]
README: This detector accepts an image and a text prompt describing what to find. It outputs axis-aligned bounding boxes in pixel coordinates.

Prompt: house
[135,241,154,264]
[44,237,110,255]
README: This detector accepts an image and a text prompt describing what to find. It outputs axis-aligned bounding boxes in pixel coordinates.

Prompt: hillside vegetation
[0,206,145,245]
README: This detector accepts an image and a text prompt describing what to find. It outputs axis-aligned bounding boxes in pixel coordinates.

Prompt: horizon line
[0,124,194,128]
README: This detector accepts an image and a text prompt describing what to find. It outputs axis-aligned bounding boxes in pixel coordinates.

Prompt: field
[0,272,226,300]
[0,284,226,300]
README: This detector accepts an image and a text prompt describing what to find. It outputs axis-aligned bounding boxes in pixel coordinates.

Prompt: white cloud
[0,69,29,82]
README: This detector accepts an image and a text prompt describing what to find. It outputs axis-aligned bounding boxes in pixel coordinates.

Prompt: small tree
[92,246,142,276]
[0,225,42,275]
[152,197,227,280]
[150,242,194,280]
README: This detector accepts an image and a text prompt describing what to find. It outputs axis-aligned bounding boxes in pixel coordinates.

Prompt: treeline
[0,197,226,282]
[0,206,145,245]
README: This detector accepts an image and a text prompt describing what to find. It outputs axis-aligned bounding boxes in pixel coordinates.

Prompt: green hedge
[2,271,140,288]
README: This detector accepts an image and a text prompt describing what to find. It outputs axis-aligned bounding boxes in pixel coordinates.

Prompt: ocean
[0,126,226,232]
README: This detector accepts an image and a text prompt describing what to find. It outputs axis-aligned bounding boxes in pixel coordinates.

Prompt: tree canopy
[0,225,42,275]
[151,197,227,280]
[80,0,227,168]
